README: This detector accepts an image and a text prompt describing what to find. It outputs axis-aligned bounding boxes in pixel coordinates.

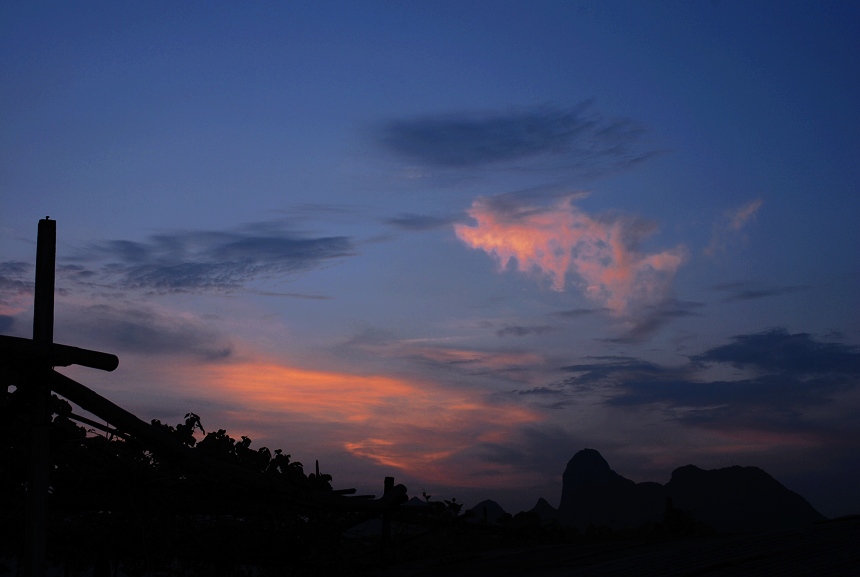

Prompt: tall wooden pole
[26,218,55,577]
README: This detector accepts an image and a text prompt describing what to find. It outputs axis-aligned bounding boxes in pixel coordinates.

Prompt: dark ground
[360,515,860,577]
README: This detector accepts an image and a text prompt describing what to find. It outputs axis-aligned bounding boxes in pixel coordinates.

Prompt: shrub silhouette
[1,396,348,574]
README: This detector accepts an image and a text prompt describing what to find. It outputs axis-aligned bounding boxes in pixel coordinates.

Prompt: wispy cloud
[0,260,33,317]
[516,386,566,396]
[551,307,606,319]
[382,213,462,232]
[704,198,764,256]
[609,299,705,343]
[712,282,808,302]
[378,102,659,177]
[70,222,355,294]
[58,302,233,361]
[340,330,546,382]
[400,345,544,374]
[455,195,687,315]
[496,325,555,338]
[729,198,764,231]
[561,355,672,390]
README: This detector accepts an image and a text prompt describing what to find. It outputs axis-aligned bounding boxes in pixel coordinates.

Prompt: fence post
[26,218,55,577]
[380,477,395,561]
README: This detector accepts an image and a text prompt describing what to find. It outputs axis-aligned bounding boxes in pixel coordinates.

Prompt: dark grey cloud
[710,281,747,291]
[58,303,233,361]
[561,356,673,389]
[378,102,659,176]
[691,328,860,375]
[565,329,860,430]
[609,300,705,343]
[0,275,33,300]
[70,222,355,293]
[252,290,333,300]
[561,354,668,375]
[515,386,565,396]
[382,213,461,231]
[458,424,590,479]
[725,287,807,301]
[496,325,555,338]
[552,307,605,319]
[712,282,808,302]
[0,261,31,276]
[0,261,33,314]
[607,373,839,413]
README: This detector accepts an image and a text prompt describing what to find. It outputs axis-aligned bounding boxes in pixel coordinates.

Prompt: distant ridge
[666,464,825,533]
[467,499,508,524]
[558,448,664,530]
[557,449,825,533]
[529,497,558,521]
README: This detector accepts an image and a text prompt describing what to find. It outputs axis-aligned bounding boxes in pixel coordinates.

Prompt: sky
[1,1,859,518]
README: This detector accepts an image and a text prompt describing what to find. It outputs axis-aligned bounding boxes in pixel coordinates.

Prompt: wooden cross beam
[1,220,406,576]
[0,219,119,577]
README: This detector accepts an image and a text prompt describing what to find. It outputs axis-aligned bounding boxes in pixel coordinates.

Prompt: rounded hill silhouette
[557,449,825,533]
[666,464,825,533]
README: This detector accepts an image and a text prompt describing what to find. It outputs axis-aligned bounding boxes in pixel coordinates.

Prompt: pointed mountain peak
[530,497,559,521]
[467,499,509,524]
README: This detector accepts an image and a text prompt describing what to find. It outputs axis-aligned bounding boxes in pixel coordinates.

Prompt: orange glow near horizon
[192,359,541,484]
[455,196,686,314]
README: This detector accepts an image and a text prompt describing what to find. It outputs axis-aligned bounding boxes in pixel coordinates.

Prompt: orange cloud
[455,196,686,314]
[191,359,540,482]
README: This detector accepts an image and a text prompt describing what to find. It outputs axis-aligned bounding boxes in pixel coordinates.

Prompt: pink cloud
[729,198,764,231]
[704,198,764,256]
[455,196,686,314]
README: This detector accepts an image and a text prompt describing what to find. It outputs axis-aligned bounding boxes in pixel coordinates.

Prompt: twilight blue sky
[2,1,859,517]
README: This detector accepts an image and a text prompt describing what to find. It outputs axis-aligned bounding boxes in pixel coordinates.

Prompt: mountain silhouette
[467,499,509,524]
[558,448,665,530]
[529,497,559,522]
[666,464,826,533]
[557,449,825,533]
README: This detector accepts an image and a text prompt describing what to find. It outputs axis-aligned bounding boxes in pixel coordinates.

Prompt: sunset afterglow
[2,1,858,518]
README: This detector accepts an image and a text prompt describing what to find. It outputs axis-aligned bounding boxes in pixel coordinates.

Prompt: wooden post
[26,218,55,577]
[33,218,55,350]
[380,476,395,559]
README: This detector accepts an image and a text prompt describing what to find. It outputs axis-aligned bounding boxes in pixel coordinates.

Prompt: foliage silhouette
[4,378,837,575]
[0,387,359,575]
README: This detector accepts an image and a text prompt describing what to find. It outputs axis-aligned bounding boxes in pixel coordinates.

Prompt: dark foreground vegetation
[0,387,725,577]
[3,389,859,576]
[1,389,430,575]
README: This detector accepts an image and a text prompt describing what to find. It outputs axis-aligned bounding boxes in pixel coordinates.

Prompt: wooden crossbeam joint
[0,335,119,372]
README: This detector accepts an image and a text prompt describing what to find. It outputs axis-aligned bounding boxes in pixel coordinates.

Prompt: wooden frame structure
[0,219,406,576]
